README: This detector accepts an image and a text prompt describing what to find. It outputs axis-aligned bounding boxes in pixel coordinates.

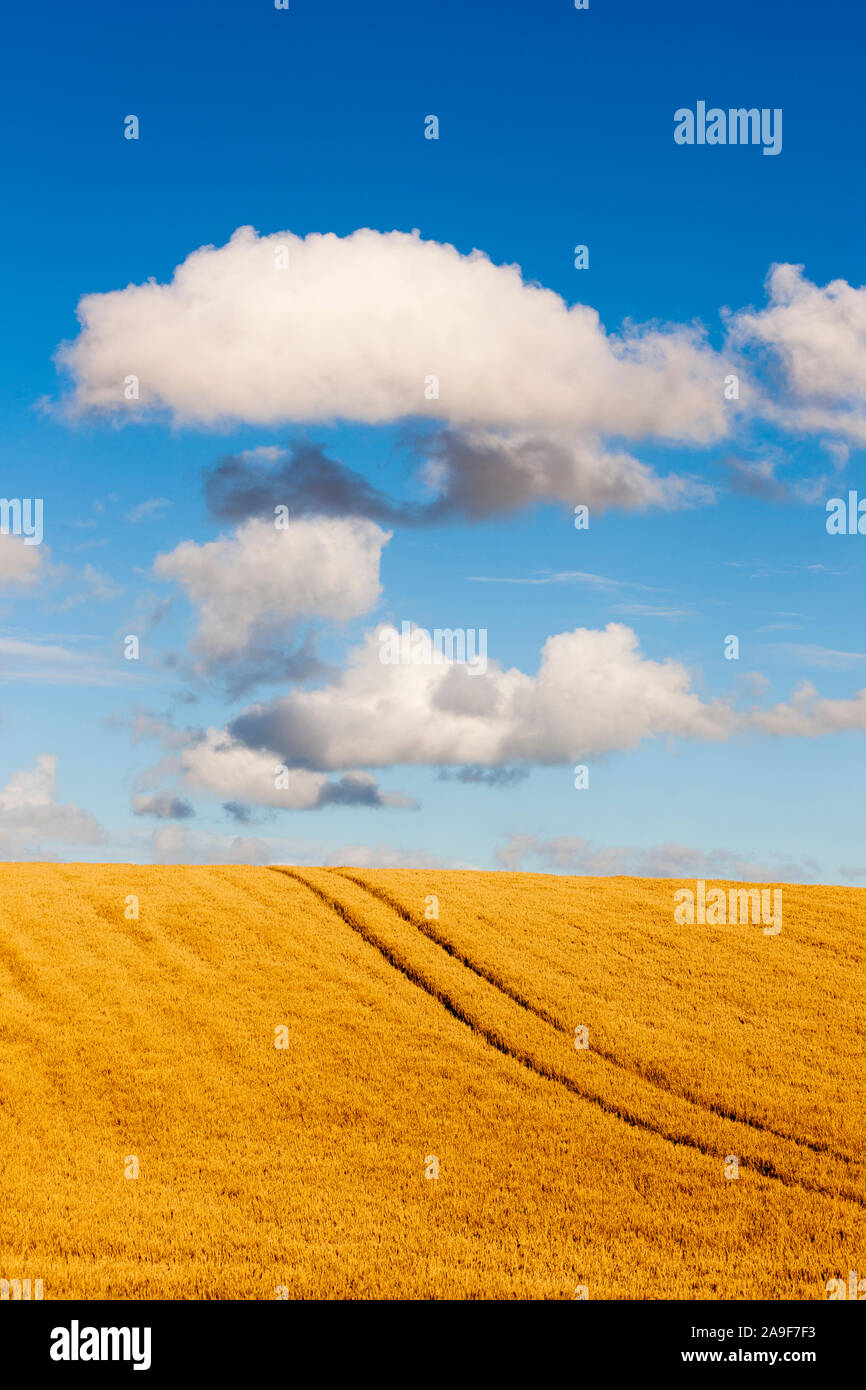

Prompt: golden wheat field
[0,863,862,1300]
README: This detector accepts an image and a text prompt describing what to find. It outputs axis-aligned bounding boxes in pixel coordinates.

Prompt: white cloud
[57,225,733,439]
[0,754,106,858]
[58,233,866,517]
[745,680,866,736]
[229,622,866,770]
[727,263,866,443]
[229,622,734,768]
[55,226,740,516]
[179,727,415,811]
[153,515,389,688]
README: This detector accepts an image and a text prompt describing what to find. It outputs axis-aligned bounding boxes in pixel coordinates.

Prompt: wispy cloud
[0,635,132,685]
[613,602,695,619]
[767,643,866,669]
[125,497,171,524]
[469,569,627,589]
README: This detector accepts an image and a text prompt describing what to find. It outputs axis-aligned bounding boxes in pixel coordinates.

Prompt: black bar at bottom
[1,1299,860,1376]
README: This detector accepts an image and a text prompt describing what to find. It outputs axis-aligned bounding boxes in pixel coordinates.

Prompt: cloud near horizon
[495,833,827,884]
[0,754,106,858]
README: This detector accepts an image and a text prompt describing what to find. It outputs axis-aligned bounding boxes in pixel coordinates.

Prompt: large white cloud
[56,225,733,442]
[56,227,866,533]
[58,230,866,476]
[228,622,866,770]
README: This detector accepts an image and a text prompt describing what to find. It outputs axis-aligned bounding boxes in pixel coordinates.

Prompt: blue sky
[0,0,863,878]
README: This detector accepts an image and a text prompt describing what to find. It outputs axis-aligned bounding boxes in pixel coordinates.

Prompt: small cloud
[223,800,261,824]
[72,538,109,553]
[132,793,195,820]
[722,456,792,503]
[315,772,419,809]
[125,498,171,524]
[438,765,529,787]
[0,534,47,593]
[52,563,124,612]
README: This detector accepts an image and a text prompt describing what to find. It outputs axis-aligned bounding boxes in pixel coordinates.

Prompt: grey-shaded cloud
[206,441,422,525]
[179,727,418,812]
[222,800,258,824]
[205,432,711,530]
[437,765,529,786]
[722,456,792,503]
[132,793,195,820]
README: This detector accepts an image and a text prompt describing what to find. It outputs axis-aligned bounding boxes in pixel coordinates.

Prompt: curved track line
[334,870,850,1166]
[269,868,863,1207]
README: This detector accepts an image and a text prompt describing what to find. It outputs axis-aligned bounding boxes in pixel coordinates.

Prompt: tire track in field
[0,927,53,1009]
[270,867,864,1207]
[334,870,848,1166]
